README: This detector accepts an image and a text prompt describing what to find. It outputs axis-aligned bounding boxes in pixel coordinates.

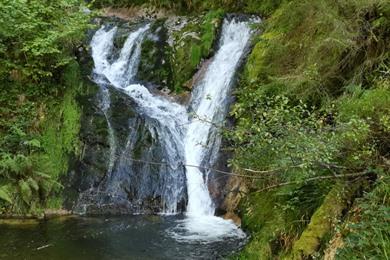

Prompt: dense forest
[0,0,389,259]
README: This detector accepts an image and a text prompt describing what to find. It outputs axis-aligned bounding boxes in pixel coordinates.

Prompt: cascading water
[124,84,188,214]
[184,19,254,217]
[91,24,150,88]
[77,16,257,241]
[169,18,255,242]
[75,23,187,214]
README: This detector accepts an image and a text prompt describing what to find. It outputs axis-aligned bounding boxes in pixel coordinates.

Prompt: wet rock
[223,212,242,227]
[44,209,73,219]
[138,20,172,90]
[102,7,173,23]
[66,83,187,215]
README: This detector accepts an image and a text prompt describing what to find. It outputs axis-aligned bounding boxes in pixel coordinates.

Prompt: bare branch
[241,164,305,174]
[254,172,370,193]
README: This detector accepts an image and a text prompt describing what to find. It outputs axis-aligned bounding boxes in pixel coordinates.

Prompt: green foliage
[0,153,60,214]
[231,0,390,258]
[0,60,83,215]
[336,177,390,259]
[0,186,12,204]
[0,3,90,212]
[0,0,92,81]
[241,0,389,105]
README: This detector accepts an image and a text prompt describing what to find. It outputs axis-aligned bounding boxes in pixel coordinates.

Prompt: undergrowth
[229,0,389,258]
[0,61,83,215]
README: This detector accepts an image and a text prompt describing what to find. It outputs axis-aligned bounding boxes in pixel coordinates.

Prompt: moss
[34,61,83,209]
[236,183,329,259]
[291,182,361,259]
[138,19,173,88]
[237,190,284,259]
[190,45,202,67]
[171,10,224,92]
[338,84,390,122]
[138,11,223,92]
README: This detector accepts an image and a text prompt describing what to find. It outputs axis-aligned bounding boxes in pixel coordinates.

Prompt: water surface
[0,216,246,259]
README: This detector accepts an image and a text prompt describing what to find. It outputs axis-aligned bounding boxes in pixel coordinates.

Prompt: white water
[91,24,152,173]
[124,84,188,214]
[88,18,256,240]
[184,19,254,217]
[169,18,254,242]
[90,24,150,177]
[91,26,118,175]
[91,24,150,88]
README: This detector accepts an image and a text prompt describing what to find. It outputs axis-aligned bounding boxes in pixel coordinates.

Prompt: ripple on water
[0,216,247,260]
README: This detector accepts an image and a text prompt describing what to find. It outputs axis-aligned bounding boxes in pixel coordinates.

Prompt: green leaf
[19,180,32,204]
[0,186,13,204]
[27,177,39,191]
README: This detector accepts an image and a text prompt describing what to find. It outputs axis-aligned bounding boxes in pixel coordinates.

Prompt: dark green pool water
[0,215,247,259]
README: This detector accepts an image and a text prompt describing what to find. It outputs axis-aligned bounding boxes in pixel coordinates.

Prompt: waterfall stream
[81,17,256,241]
[184,19,254,217]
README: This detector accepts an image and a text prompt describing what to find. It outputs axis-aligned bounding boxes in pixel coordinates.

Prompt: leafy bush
[0,0,91,81]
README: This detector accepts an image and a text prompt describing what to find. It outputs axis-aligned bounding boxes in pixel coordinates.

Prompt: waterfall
[82,16,256,240]
[91,24,150,88]
[78,23,189,215]
[91,26,118,175]
[184,19,254,217]
[124,84,188,214]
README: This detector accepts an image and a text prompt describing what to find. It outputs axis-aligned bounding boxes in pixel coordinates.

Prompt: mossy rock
[138,19,172,89]
[169,10,224,92]
[237,182,331,259]
[291,182,362,259]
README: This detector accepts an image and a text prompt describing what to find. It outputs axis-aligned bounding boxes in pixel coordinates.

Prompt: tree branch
[254,172,370,193]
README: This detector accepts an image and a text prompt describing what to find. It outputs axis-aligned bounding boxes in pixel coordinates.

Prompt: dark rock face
[65,84,188,215]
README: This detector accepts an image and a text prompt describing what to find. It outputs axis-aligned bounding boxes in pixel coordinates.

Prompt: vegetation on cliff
[0,0,91,215]
[227,0,389,258]
[138,9,224,92]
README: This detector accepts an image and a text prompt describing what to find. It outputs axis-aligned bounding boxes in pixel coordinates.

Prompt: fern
[18,180,32,204]
[0,186,13,204]
[27,177,39,191]
[0,185,13,204]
